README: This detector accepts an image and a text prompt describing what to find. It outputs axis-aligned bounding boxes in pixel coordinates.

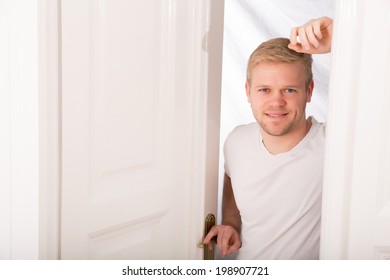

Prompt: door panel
[61,0,223,259]
[321,0,390,259]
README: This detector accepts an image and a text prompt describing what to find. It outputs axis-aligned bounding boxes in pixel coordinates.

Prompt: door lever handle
[202,213,216,260]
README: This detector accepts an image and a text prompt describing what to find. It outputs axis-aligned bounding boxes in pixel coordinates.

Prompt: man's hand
[203,225,241,258]
[288,16,333,54]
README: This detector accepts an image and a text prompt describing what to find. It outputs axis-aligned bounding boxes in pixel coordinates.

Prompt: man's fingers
[203,225,241,257]
[216,230,241,257]
[220,231,233,257]
[289,17,333,54]
[313,19,323,40]
[305,24,319,48]
[227,241,241,255]
[288,43,303,52]
[203,226,218,244]
[289,27,299,46]
[216,230,226,256]
[298,27,310,51]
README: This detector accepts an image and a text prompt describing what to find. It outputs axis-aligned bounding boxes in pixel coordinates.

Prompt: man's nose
[269,91,287,107]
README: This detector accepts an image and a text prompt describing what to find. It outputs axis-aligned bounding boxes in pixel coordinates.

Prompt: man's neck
[261,118,312,155]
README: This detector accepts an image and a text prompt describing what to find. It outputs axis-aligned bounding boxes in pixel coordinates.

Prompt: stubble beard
[259,119,296,137]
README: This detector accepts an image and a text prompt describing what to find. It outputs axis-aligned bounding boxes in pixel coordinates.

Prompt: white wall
[0,0,39,259]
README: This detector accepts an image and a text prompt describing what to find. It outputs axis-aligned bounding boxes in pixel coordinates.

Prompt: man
[203,17,333,259]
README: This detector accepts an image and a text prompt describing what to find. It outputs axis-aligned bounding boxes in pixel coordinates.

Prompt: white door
[321,0,390,259]
[61,0,224,259]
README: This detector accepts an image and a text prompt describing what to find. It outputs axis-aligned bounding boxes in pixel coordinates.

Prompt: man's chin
[260,123,292,137]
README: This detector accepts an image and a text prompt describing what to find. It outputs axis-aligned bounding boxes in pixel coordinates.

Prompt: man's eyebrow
[253,84,303,88]
[253,84,271,87]
[283,85,303,88]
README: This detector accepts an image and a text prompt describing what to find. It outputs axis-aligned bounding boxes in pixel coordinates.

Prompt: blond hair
[247,38,313,89]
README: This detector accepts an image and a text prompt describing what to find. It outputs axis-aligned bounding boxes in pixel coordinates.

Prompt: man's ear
[306,80,314,103]
[245,81,251,103]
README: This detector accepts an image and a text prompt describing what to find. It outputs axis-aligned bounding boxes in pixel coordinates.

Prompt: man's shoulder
[310,117,326,137]
[224,122,258,148]
[227,122,258,138]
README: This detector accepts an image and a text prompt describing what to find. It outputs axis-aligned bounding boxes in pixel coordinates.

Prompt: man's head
[246,38,313,90]
[245,38,314,140]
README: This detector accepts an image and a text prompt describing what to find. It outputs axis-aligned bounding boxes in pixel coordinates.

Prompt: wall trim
[38,0,61,259]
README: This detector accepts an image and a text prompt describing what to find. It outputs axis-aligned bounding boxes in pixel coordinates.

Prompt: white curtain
[217,0,334,258]
[221,0,334,131]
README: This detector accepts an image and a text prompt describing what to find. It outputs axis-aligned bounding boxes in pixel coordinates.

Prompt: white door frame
[0,0,40,259]
[321,0,390,259]
[38,0,61,259]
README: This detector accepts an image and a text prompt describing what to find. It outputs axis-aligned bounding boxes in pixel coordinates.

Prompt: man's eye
[284,88,296,94]
[258,88,269,93]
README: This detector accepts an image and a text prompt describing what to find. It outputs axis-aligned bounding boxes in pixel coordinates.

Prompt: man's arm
[203,173,241,257]
[288,16,333,54]
[222,173,241,232]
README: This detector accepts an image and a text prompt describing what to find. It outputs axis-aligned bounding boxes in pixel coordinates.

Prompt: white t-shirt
[224,117,325,259]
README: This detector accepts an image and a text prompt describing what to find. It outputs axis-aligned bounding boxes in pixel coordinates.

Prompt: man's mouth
[265,113,288,119]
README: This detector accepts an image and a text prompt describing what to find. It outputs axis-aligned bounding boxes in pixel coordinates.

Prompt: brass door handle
[203,213,216,260]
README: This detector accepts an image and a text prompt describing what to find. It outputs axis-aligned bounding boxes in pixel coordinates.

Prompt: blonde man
[204,17,333,259]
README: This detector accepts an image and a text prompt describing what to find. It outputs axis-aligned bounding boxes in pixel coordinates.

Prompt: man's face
[246,61,313,137]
